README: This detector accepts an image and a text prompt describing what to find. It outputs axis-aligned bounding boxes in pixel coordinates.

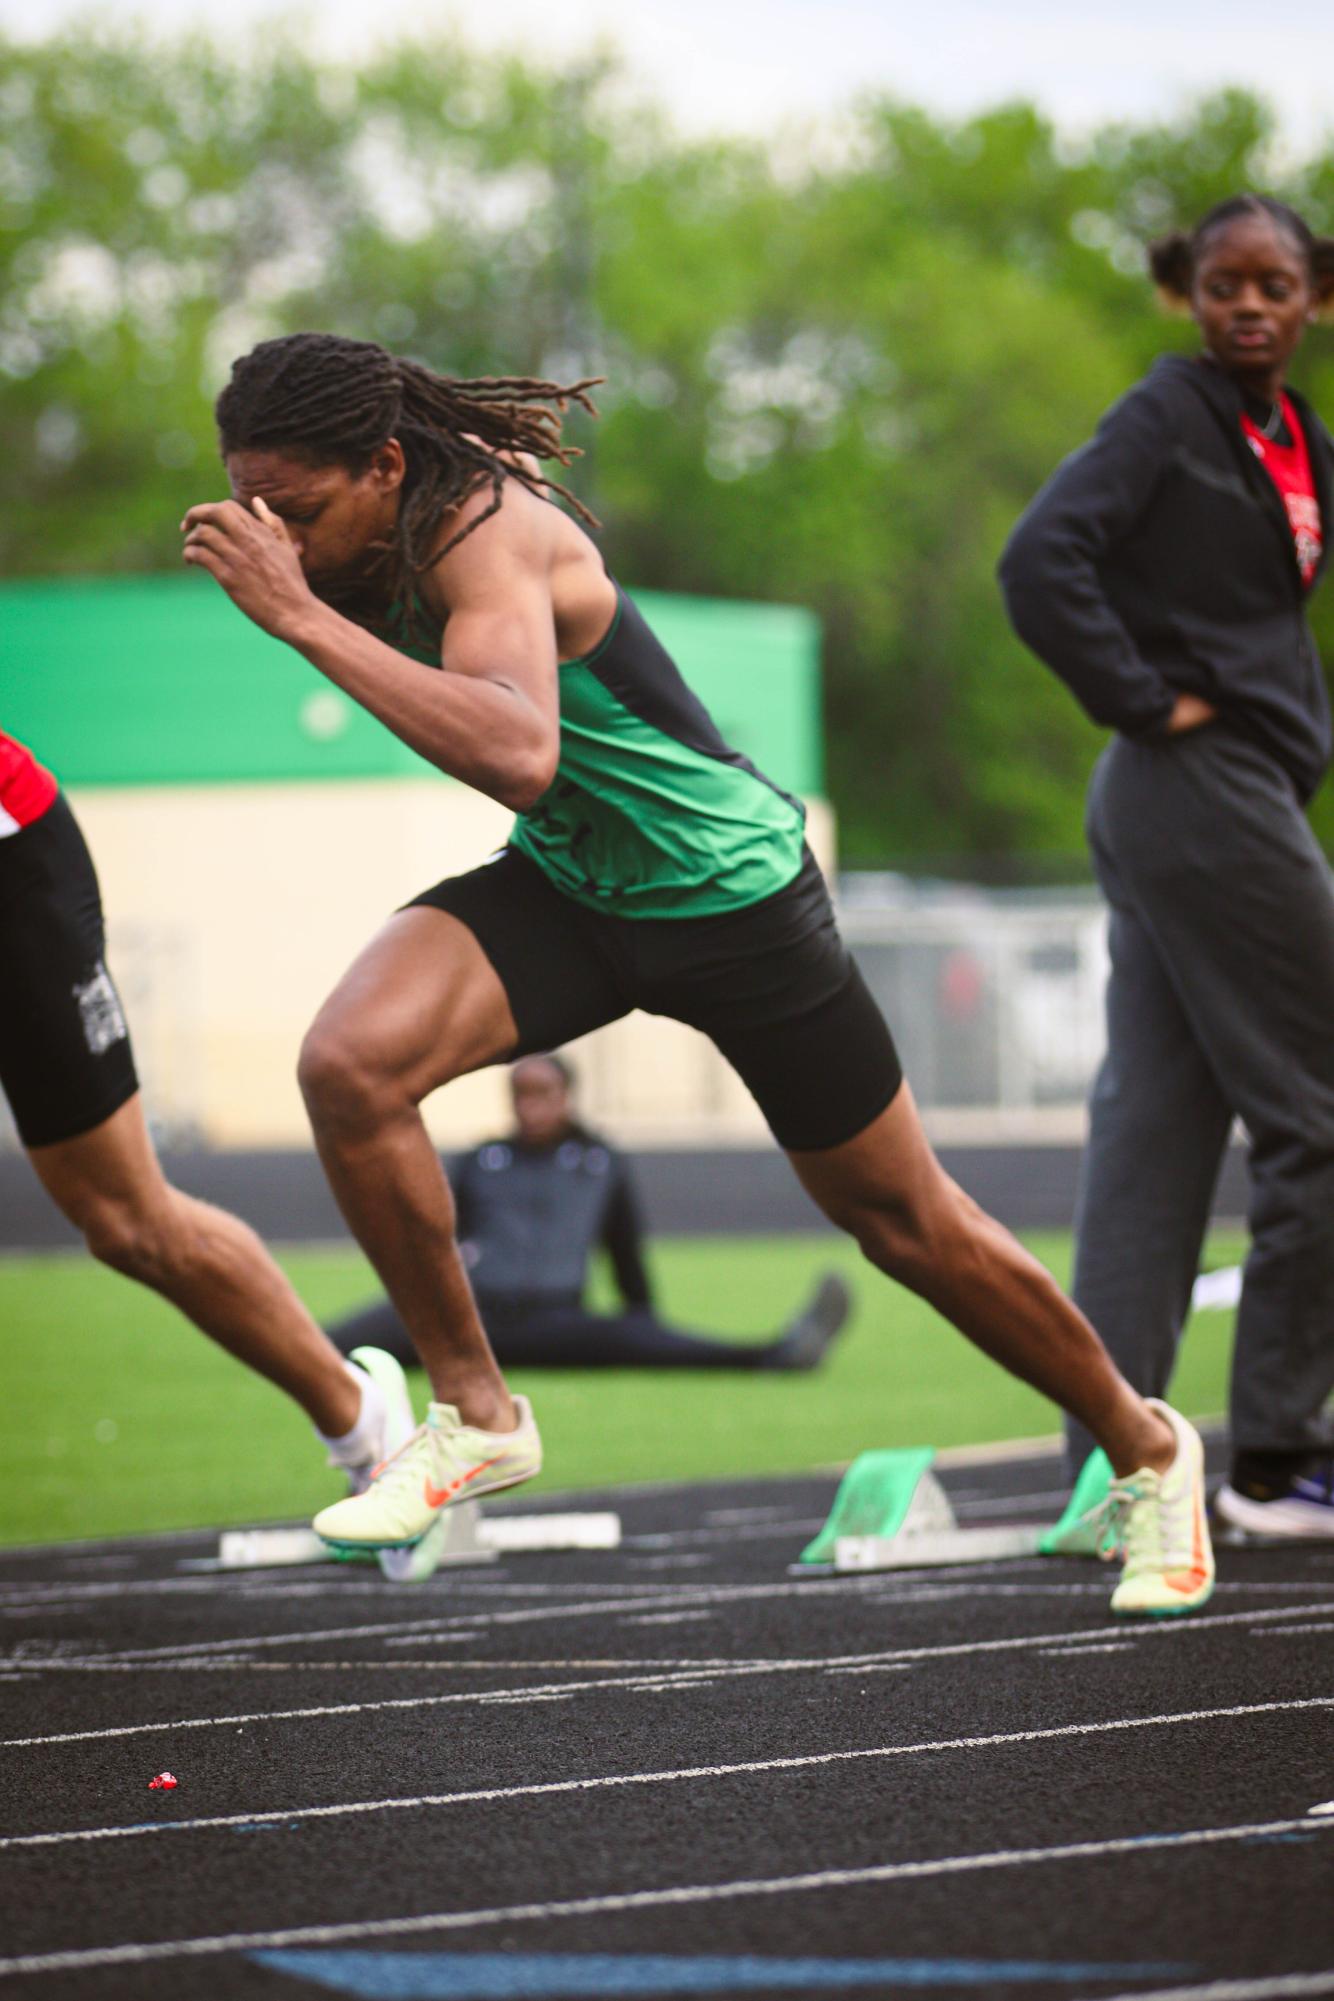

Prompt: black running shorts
[408,846,902,1151]
[0,795,139,1149]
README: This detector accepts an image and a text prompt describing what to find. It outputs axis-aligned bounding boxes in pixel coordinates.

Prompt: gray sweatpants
[1067,725,1334,1474]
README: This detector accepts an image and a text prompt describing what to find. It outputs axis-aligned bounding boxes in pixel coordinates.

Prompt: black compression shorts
[0,795,139,1149]
[407,846,902,1151]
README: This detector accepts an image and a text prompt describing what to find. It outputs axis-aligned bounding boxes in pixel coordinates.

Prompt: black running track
[1,1441,1332,2001]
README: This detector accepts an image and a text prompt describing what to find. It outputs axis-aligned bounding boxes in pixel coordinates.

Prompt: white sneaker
[314,1395,542,1551]
[341,1346,416,1493]
[1214,1461,1334,1541]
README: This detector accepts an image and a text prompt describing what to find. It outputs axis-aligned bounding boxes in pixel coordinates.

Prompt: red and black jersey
[1241,393,1325,589]
[0,731,58,838]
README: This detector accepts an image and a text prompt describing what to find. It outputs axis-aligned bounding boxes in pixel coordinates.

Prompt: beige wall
[73,780,833,1149]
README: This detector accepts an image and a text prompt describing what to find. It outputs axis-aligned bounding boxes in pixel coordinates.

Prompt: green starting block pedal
[1038,1449,1113,1558]
[798,1447,1041,1572]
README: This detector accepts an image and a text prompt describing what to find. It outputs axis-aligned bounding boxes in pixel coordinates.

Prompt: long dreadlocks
[215,332,602,628]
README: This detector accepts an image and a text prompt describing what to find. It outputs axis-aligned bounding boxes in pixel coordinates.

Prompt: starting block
[1037,1449,1112,1557]
[211,1504,621,1581]
[798,1448,1041,1572]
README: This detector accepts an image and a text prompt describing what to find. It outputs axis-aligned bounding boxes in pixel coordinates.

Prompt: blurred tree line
[3,31,1333,865]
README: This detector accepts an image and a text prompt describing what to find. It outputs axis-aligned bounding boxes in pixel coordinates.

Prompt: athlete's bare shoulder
[419,463,614,657]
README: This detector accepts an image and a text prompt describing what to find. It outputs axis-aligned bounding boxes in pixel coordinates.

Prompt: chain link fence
[0,884,1112,1154]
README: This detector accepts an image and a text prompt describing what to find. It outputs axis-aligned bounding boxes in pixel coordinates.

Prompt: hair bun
[1147,231,1194,299]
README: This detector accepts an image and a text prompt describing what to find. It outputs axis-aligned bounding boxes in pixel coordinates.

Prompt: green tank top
[396,583,807,920]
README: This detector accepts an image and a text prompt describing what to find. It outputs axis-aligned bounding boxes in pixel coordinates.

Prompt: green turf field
[0,1231,1244,1546]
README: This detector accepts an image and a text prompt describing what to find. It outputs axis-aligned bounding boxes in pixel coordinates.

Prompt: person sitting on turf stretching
[327,1050,851,1373]
[181,332,1214,1616]
[0,729,414,1531]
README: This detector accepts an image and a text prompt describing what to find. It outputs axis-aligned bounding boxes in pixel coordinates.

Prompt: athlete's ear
[370,439,407,493]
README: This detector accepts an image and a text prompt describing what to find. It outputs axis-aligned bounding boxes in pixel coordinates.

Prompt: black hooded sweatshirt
[998,352,1334,802]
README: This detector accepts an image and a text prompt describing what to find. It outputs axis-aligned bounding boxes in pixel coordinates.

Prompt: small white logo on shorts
[74,962,128,1056]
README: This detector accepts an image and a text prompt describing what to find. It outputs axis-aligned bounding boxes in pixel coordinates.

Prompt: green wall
[3,575,823,796]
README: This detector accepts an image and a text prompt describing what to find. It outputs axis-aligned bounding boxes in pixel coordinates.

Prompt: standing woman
[1000,194,1334,1538]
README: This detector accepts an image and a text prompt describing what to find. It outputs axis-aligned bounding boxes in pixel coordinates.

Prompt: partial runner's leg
[789,1082,1174,1478]
[298,906,520,1430]
[654,846,1208,1608]
[30,1095,361,1437]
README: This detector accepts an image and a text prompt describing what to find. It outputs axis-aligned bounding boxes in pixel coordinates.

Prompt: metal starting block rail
[209,1505,621,1581]
[798,1447,1041,1572]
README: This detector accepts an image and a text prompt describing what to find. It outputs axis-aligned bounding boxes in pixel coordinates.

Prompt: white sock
[319,1363,387,1467]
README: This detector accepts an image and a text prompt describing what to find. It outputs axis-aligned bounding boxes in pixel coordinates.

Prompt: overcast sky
[4,0,1330,158]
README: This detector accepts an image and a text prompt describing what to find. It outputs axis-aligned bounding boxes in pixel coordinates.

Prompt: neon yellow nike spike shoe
[1108,1400,1215,1618]
[313,1395,542,1552]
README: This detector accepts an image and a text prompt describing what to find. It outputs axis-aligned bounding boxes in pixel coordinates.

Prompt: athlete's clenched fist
[181,495,315,640]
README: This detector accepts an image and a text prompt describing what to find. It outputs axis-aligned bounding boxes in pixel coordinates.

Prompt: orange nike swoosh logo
[424,1454,505,1510]
[1165,1488,1213,1594]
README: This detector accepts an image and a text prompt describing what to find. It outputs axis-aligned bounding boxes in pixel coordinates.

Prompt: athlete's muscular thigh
[303,908,519,1107]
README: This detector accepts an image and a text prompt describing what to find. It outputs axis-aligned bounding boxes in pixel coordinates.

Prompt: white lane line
[382,1628,489,1646]
[20,1584,1334,1680]
[5,1652,767,1678]
[628,1554,715,1570]
[5,1554,1330,1620]
[0,1667,754,1747]
[26,1583,852,1660]
[823,1664,915,1676]
[0,1525,210,1560]
[643,1678,729,1695]
[0,1576,693,1610]
[702,1506,795,1524]
[0,1578,300,1609]
[624,1613,715,1627]
[4,1658,700,1678]
[1042,1645,1140,1658]
[5,1573,768,1610]
[849,1581,1334,1600]
[363,1655,724,1669]
[632,1493,1203,1543]
[8,1600,1334,1747]
[0,1813,1329,1978]
[3,1694,1331,1849]
[624,1518,825,1549]
[1098,1976,1334,2001]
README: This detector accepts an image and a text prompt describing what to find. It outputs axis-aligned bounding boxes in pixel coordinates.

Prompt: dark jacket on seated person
[454,1124,652,1313]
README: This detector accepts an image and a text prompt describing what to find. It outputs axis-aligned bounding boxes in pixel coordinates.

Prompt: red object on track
[148,1773,178,1791]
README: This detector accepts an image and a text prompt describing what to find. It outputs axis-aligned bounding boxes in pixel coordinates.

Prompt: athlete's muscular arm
[181,488,560,812]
